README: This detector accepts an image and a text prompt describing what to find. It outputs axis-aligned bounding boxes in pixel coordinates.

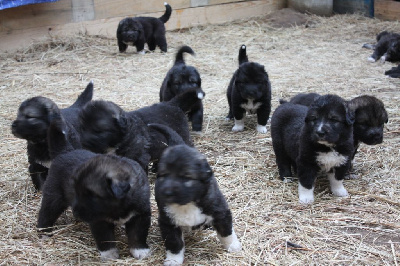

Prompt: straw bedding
[0,12,399,265]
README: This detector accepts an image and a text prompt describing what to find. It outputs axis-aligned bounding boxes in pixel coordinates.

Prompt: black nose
[316,128,326,138]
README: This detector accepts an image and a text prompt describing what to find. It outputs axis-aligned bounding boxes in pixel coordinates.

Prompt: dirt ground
[0,11,399,265]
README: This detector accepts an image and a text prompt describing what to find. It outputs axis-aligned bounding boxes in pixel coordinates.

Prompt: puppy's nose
[316,128,326,138]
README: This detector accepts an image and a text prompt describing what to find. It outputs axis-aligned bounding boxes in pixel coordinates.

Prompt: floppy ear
[344,102,355,125]
[200,160,213,182]
[116,114,128,132]
[107,178,131,199]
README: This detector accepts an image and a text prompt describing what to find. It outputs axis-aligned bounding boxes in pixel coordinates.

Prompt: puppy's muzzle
[365,129,383,145]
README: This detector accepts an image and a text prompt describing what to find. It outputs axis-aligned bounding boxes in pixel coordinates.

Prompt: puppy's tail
[168,87,205,113]
[70,81,94,108]
[148,123,185,146]
[174,46,195,65]
[159,2,172,23]
[238,44,248,65]
[47,113,75,159]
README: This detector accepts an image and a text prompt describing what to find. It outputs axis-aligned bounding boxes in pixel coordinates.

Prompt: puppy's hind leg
[126,213,151,260]
[155,31,167,52]
[89,221,119,260]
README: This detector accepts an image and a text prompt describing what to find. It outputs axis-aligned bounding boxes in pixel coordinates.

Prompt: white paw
[328,174,348,197]
[298,183,314,204]
[256,124,267,134]
[218,229,242,252]
[197,92,205,99]
[138,50,146,55]
[130,248,151,260]
[232,119,244,132]
[332,187,348,197]
[380,56,386,63]
[164,249,184,266]
[367,57,376,62]
[100,248,119,260]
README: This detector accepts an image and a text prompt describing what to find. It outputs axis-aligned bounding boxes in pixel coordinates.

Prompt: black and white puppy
[363,31,400,63]
[11,81,93,190]
[271,95,355,204]
[79,88,205,172]
[279,92,321,106]
[155,142,241,265]
[160,46,203,131]
[37,114,151,261]
[226,45,271,133]
[117,2,172,53]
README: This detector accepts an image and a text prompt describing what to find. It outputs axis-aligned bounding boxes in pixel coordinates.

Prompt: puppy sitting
[160,46,203,131]
[363,31,400,63]
[11,81,93,190]
[117,2,172,53]
[79,88,205,172]
[152,125,241,265]
[37,114,151,261]
[226,45,271,133]
[271,95,355,204]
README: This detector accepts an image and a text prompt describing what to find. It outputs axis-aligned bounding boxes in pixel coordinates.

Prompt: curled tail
[148,123,185,146]
[70,81,94,108]
[239,44,248,65]
[168,87,205,113]
[47,113,75,159]
[174,45,195,65]
[159,2,172,23]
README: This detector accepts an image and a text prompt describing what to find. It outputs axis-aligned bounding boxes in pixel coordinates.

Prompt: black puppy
[160,46,203,131]
[11,81,93,190]
[79,88,204,172]
[385,64,400,78]
[363,31,400,63]
[117,2,172,53]
[226,45,271,133]
[271,95,355,204]
[279,92,321,106]
[37,114,151,261]
[154,139,241,265]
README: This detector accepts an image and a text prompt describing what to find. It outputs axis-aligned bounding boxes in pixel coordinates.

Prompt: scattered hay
[265,8,313,28]
[1,13,400,265]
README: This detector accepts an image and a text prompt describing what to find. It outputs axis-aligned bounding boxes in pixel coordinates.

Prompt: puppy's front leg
[256,104,270,134]
[297,163,318,204]
[213,211,242,252]
[329,165,349,197]
[160,219,185,265]
[118,40,128,53]
[189,108,203,132]
[135,41,145,54]
[232,107,246,132]
[89,221,119,260]
[125,213,151,260]
[28,162,48,191]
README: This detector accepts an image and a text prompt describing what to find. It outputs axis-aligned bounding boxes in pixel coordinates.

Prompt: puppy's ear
[115,114,128,132]
[107,177,131,199]
[199,159,213,182]
[344,102,355,125]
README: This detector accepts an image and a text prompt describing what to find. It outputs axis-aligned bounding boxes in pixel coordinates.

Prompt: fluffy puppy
[37,114,151,261]
[348,95,388,158]
[79,88,205,171]
[226,45,271,133]
[160,46,203,131]
[11,81,93,190]
[271,95,355,204]
[363,31,400,63]
[117,2,172,53]
[385,64,400,78]
[279,92,321,106]
[155,143,242,265]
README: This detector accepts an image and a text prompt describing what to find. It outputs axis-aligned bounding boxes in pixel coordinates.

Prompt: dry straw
[0,11,399,265]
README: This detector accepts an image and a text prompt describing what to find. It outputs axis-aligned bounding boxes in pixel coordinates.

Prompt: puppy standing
[152,132,241,265]
[160,46,204,131]
[226,45,271,133]
[363,31,400,63]
[37,114,151,261]
[271,95,355,204]
[11,82,93,190]
[117,2,172,53]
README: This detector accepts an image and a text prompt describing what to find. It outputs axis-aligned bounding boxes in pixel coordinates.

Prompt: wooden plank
[375,0,400,21]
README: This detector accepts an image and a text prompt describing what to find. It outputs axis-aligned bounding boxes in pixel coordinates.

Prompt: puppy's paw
[328,174,348,197]
[232,120,244,132]
[130,248,151,260]
[256,124,267,134]
[138,50,146,55]
[367,57,376,63]
[218,229,242,252]
[164,249,184,266]
[380,56,386,63]
[344,173,360,180]
[298,184,314,204]
[332,186,348,197]
[100,248,119,260]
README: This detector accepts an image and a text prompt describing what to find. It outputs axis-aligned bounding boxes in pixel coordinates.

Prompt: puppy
[117,2,172,53]
[37,114,151,261]
[11,81,93,190]
[363,31,400,63]
[226,45,271,133]
[385,64,400,78]
[155,143,242,265]
[279,92,321,106]
[271,95,355,204]
[79,88,205,172]
[160,46,203,131]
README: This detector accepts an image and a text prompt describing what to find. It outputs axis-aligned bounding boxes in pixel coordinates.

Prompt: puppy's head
[79,100,127,153]
[305,94,354,145]
[234,62,270,100]
[155,145,213,205]
[349,95,388,145]
[11,96,60,142]
[117,18,143,44]
[72,155,146,223]
[386,38,400,62]
[166,65,201,96]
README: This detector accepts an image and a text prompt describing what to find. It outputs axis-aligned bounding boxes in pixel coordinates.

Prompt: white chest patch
[316,150,348,173]
[164,202,213,227]
[240,99,262,113]
[108,211,137,225]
